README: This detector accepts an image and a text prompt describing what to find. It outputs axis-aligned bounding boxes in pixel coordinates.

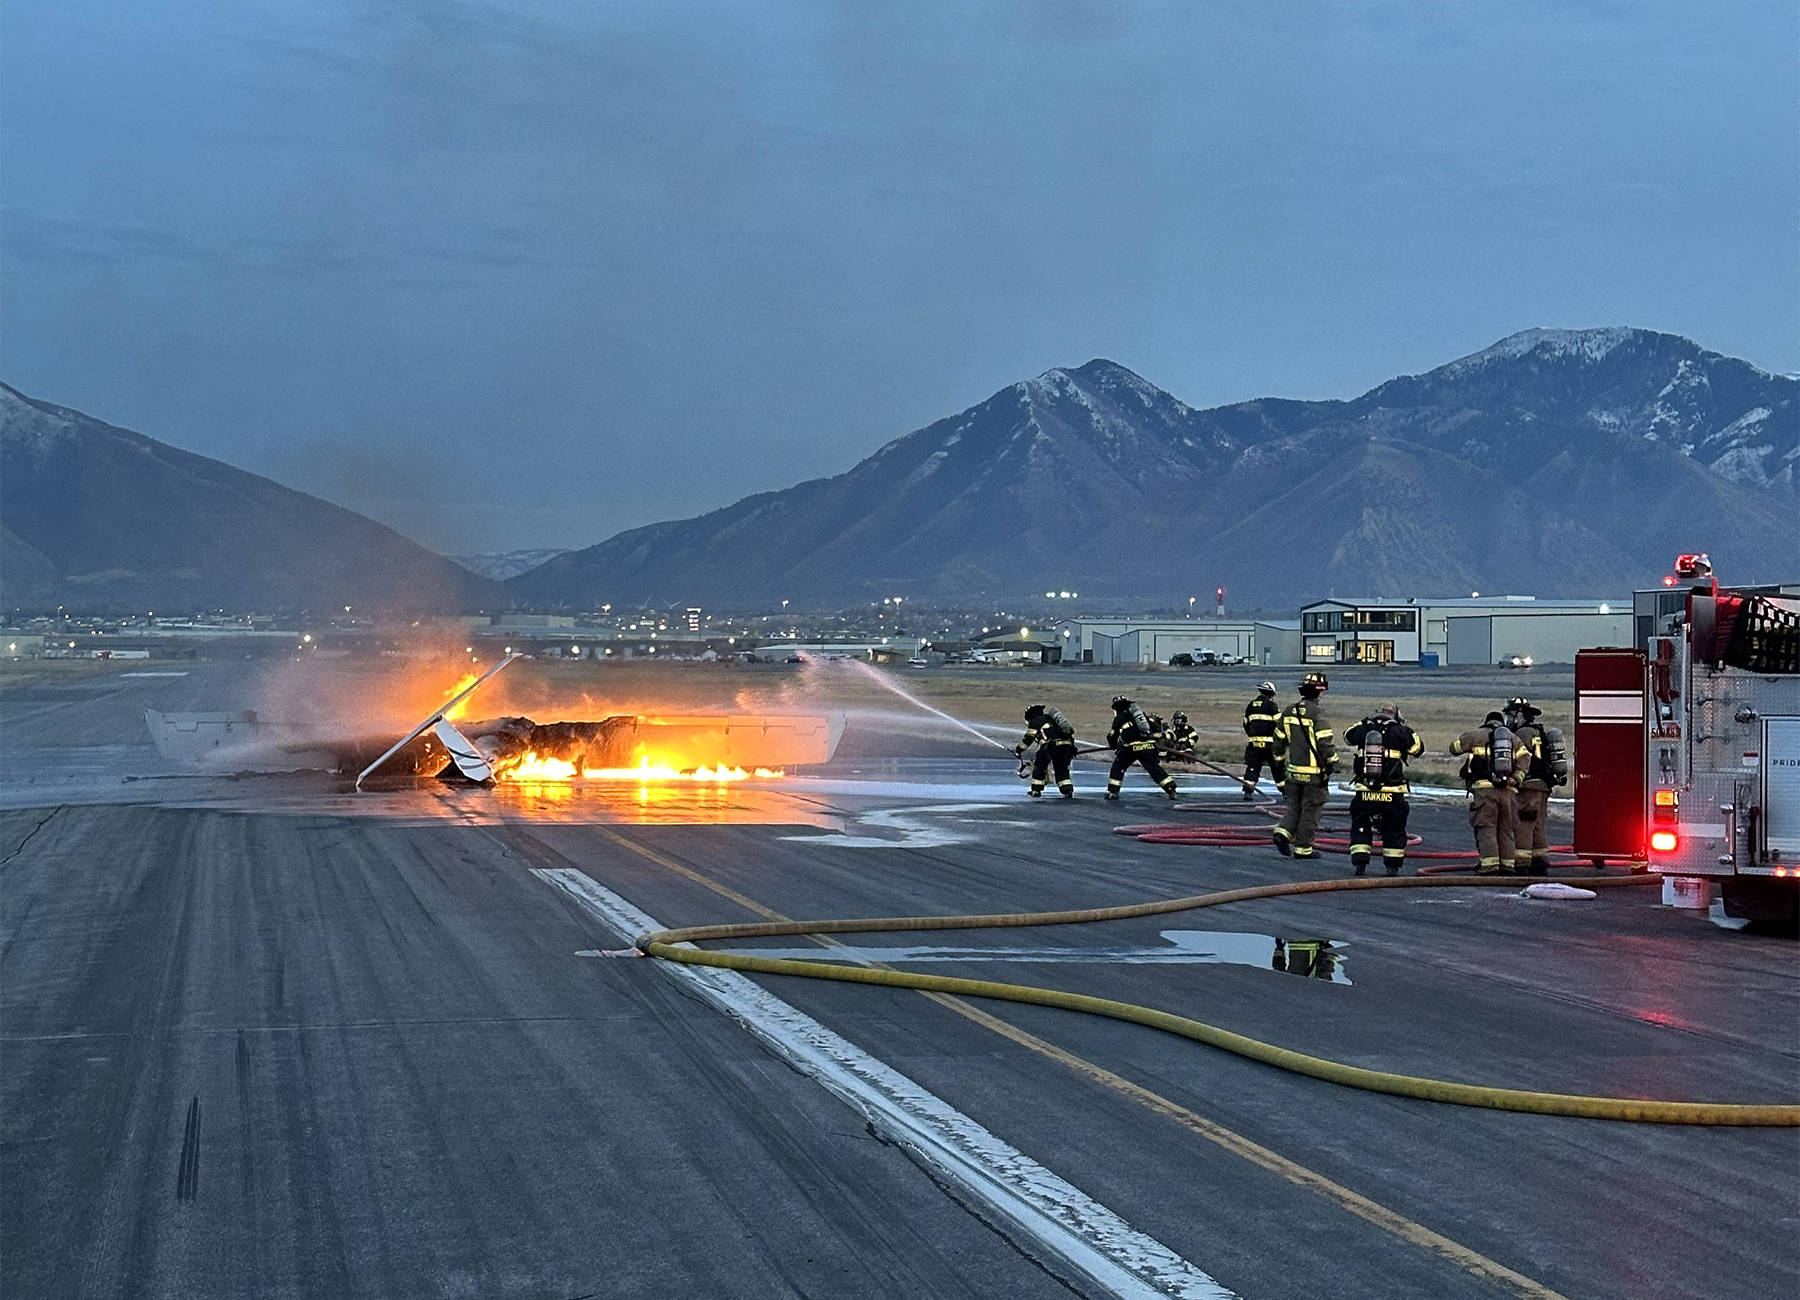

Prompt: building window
[1342,639,1395,664]
[1304,611,1344,633]
[1306,643,1336,659]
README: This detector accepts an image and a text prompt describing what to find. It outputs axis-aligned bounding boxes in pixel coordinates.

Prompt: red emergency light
[1650,830,1678,853]
[1662,575,1676,587]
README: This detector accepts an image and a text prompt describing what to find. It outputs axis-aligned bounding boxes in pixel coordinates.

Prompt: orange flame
[495,752,783,784]
[441,673,480,721]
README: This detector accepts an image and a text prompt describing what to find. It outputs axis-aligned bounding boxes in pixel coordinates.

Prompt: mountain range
[3,328,1793,616]
[0,384,506,615]
[509,328,1797,610]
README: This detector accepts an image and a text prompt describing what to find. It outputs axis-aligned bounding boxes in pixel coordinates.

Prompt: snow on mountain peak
[0,384,80,456]
[1441,327,1641,377]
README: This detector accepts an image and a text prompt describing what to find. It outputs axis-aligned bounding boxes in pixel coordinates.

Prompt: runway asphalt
[2,662,1796,1300]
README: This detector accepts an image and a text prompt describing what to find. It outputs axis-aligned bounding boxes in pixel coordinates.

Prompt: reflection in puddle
[489,778,840,827]
[719,930,1351,984]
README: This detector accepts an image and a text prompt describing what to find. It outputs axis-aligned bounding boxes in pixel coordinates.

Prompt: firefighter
[1016,703,1078,799]
[1165,711,1199,760]
[1343,702,1423,876]
[1504,697,1558,875]
[1271,673,1335,860]
[1450,710,1520,874]
[1241,681,1286,800]
[1105,696,1178,801]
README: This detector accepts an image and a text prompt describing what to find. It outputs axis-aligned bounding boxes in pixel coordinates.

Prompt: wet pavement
[2,661,1796,1300]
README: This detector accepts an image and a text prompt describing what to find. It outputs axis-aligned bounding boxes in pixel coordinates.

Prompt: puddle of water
[1707,900,1751,932]
[716,929,1350,984]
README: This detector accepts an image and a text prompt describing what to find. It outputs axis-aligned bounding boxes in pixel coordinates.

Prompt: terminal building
[1296,596,1632,666]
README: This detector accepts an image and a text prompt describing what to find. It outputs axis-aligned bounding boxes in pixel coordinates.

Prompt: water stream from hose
[837,657,1014,752]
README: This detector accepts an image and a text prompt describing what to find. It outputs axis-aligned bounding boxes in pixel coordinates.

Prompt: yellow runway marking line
[589,826,1569,1300]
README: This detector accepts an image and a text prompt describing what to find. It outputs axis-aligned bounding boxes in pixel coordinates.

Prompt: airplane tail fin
[433,719,494,783]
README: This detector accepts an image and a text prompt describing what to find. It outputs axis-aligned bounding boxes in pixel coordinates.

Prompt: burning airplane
[145,654,842,787]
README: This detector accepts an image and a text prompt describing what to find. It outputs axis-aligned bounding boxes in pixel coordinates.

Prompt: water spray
[835,657,1015,753]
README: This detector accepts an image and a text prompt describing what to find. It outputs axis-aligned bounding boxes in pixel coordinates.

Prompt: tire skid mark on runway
[175,1096,201,1201]
[535,866,1235,1300]
[583,826,1572,1300]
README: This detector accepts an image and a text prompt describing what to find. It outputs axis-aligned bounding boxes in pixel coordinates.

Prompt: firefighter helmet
[1485,710,1505,725]
[1171,711,1188,725]
[1111,695,1132,711]
[1506,696,1540,717]
[1301,672,1330,691]
[1257,680,1276,694]
[1024,703,1045,719]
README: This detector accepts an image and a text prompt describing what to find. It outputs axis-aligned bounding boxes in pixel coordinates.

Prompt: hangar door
[1447,617,1492,666]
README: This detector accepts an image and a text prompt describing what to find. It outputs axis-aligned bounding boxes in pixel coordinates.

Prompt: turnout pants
[1468,787,1519,873]
[1242,741,1286,792]
[1349,791,1410,875]
[1274,779,1329,858]
[1514,786,1550,873]
[1108,744,1177,798]
[1030,740,1077,797]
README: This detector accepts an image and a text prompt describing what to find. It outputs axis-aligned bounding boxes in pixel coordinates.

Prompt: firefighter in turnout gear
[1106,696,1178,801]
[1165,711,1199,761]
[1343,703,1423,876]
[1271,673,1336,859]
[1503,697,1560,875]
[1017,704,1078,799]
[1241,681,1286,800]
[1450,710,1520,874]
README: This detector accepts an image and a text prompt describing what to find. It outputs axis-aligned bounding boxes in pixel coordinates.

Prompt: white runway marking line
[117,671,189,678]
[535,867,1235,1300]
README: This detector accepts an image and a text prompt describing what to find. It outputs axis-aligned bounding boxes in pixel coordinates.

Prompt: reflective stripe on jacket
[1109,703,1155,751]
[1275,700,1335,782]
[1511,722,1551,789]
[1244,697,1280,744]
[1450,727,1504,789]
[1345,718,1422,792]
[1021,708,1077,750]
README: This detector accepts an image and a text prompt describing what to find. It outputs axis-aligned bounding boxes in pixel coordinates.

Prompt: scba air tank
[1489,725,1515,780]
[1543,726,1568,781]
[1361,723,1386,781]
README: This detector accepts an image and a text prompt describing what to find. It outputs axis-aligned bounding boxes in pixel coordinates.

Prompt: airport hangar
[1050,596,1633,668]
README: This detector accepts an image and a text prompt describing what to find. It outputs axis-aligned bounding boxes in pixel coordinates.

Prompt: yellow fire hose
[636,873,1800,1126]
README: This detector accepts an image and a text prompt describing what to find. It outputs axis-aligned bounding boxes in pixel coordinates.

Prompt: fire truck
[1575,555,1800,924]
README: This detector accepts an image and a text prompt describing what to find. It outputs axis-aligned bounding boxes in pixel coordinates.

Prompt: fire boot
[1272,827,1293,857]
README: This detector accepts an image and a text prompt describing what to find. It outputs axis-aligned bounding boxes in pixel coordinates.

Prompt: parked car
[1168,653,1196,667]
[1498,654,1535,668]
[905,656,929,667]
